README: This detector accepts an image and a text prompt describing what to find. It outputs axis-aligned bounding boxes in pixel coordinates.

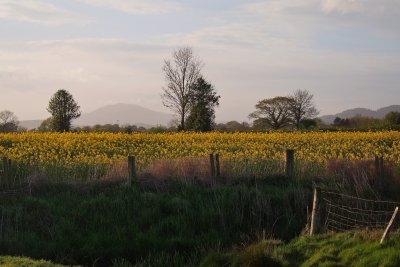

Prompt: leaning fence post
[127,155,136,186]
[375,156,384,179]
[215,153,220,178]
[285,149,295,178]
[209,154,216,178]
[380,206,399,244]
[310,187,319,236]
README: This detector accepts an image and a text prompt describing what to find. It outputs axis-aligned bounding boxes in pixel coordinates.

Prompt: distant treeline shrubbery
[2,111,400,134]
[1,84,400,133]
[72,111,400,133]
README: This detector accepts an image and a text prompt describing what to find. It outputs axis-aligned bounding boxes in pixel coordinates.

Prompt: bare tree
[161,47,203,130]
[0,110,19,132]
[288,89,319,129]
[249,97,292,130]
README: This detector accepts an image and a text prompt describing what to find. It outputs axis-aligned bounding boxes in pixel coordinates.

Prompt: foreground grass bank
[0,256,63,267]
[0,179,310,266]
[201,231,400,267]
[3,231,400,267]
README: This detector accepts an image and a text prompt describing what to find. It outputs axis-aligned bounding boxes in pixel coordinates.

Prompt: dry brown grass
[140,157,214,184]
[83,156,400,198]
[97,156,219,191]
[324,159,399,198]
[100,159,128,183]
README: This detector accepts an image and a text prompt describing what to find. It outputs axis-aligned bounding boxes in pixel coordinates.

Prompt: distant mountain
[320,105,400,124]
[74,103,173,127]
[19,120,43,130]
[376,105,400,118]
[19,103,174,130]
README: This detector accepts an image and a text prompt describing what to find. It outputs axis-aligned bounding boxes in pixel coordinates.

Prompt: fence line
[312,187,400,239]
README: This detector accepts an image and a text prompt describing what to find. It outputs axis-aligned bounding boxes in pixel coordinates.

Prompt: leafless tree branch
[161,47,203,130]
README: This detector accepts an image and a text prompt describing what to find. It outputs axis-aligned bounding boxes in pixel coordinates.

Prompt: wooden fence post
[128,155,136,186]
[215,153,220,178]
[285,149,295,178]
[375,156,384,179]
[380,206,399,244]
[310,187,319,236]
[209,154,216,178]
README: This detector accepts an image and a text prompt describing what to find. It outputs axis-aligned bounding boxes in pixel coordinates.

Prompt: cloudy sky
[1,0,399,122]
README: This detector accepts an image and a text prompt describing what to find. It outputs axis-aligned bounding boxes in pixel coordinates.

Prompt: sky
[0,0,399,122]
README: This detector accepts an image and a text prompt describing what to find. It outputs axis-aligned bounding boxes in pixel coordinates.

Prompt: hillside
[74,103,173,127]
[19,103,174,130]
[320,105,400,124]
[18,120,43,130]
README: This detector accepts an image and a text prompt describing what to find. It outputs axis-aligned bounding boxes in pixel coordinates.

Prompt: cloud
[0,38,172,119]
[321,0,400,16]
[319,0,400,37]
[1,0,399,120]
[321,0,363,14]
[154,1,322,52]
[241,0,400,40]
[0,0,89,25]
[80,0,181,15]
[62,67,100,83]
[161,23,291,50]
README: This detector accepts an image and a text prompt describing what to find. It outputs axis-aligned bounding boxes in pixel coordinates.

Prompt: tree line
[161,47,219,131]
[160,47,320,131]
[1,47,400,133]
[249,89,319,130]
[330,112,400,130]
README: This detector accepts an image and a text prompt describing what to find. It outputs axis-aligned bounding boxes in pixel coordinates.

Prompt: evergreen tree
[47,89,81,132]
[186,77,220,132]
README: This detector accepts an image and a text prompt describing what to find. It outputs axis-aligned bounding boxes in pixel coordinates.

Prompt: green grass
[1,179,400,266]
[0,256,63,267]
[200,231,400,267]
[3,231,400,266]
[0,178,311,266]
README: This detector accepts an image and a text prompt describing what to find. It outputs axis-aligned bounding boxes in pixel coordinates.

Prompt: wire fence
[319,188,400,233]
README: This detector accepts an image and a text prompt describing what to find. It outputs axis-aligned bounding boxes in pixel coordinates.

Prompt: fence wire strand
[319,188,400,232]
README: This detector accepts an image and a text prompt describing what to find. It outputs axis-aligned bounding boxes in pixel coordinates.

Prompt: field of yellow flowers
[0,131,399,168]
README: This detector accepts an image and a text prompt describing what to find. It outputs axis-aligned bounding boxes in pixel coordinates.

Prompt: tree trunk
[180,114,185,131]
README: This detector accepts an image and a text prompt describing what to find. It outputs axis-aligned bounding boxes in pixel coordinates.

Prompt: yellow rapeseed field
[0,131,399,168]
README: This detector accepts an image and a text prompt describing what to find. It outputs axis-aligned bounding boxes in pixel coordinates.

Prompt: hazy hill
[74,103,173,127]
[19,120,43,130]
[320,105,400,124]
[19,103,173,130]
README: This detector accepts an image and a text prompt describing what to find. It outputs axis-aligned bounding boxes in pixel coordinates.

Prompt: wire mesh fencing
[315,188,400,233]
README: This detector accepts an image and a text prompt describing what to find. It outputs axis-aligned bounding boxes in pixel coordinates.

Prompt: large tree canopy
[161,47,203,131]
[47,89,81,132]
[250,89,319,130]
[288,89,319,129]
[249,96,292,130]
[0,110,19,133]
